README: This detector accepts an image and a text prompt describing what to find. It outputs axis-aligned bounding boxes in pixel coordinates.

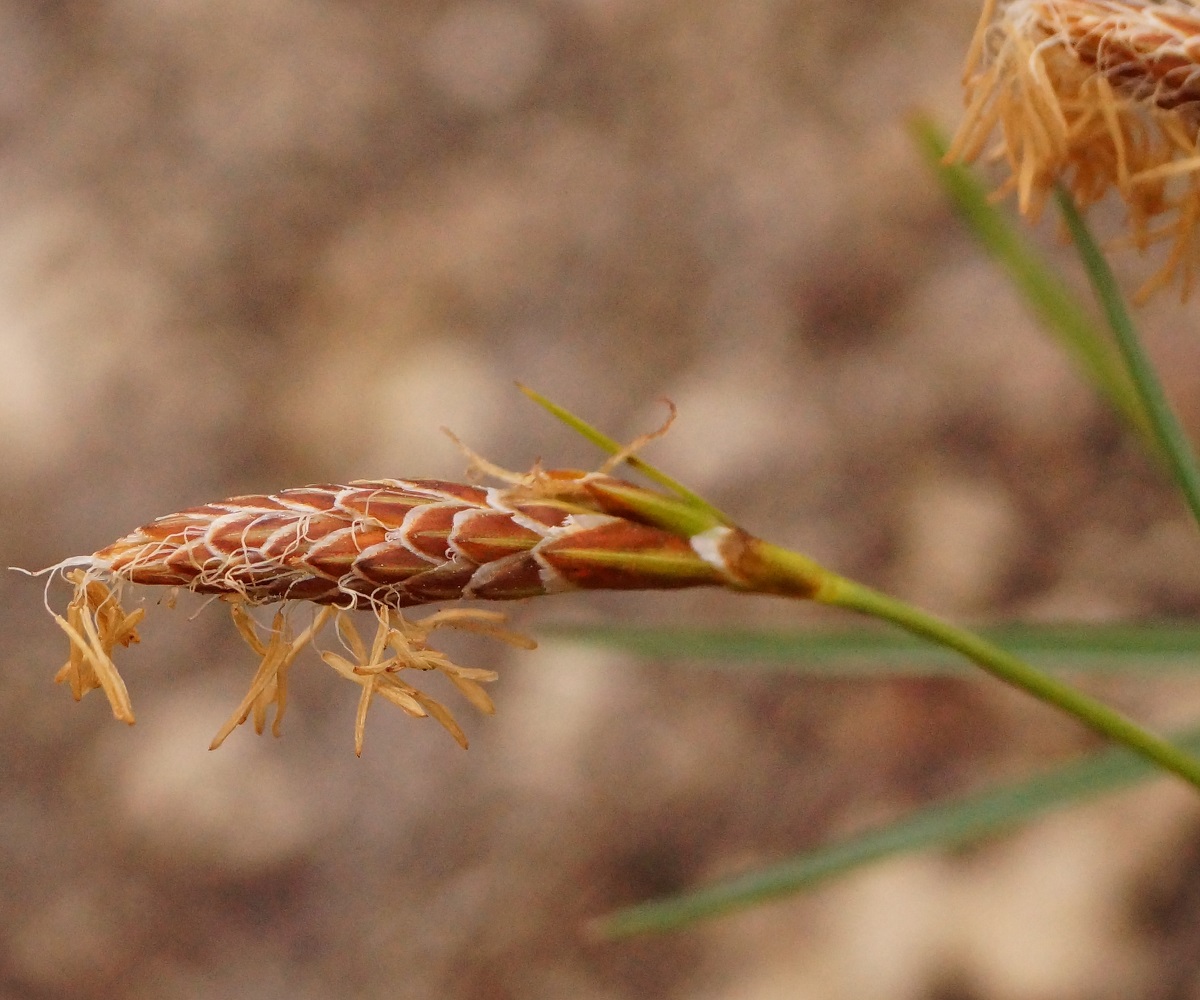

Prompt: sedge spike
[32,471,758,752]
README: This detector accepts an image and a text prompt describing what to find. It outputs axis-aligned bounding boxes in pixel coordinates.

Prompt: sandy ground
[5,1,1200,997]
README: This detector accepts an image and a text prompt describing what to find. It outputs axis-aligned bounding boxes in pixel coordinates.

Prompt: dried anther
[210,603,337,749]
[52,571,142,723]
[319,608,510,755]
[949,0,1200,297]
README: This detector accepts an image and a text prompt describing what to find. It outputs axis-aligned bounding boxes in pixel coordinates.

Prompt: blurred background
[5,1,1200,997]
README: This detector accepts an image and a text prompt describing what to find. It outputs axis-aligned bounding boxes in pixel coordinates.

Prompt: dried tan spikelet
[35,471,738,752]
[949,0,1200,297]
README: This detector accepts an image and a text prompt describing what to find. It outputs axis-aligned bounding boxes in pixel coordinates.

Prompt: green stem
[810,573,1200,791]
[1056,188,1200,530]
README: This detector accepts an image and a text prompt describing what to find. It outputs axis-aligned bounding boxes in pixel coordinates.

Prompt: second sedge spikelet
[949,0,1200,298]
[39,470,739,753]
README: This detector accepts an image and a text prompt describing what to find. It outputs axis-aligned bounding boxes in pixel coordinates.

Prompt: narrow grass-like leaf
[1056,188,1200,532]
[543,622,1200,673]
[595,723,1200,938]
[910,116,1151,440]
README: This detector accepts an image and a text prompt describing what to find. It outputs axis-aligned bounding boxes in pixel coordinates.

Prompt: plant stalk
[811,572,1200,790]
[735,541,1200,791]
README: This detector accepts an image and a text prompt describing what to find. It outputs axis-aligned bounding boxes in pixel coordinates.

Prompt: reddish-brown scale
[162,544,206,578]
[177,503,241,518]
[219,559,281,589]
[230,514,298,550]
[392,561,480,604]
[303,527,389,579]
[539,521,723,590]
[273,577,344,603]
[122,551,191,586]
[573,477,661,525]
[257,522,314,561]
[397,480,490,505]
[355,479,487,506]
[211,514,295,555]
[272,486,344,509]
[350,544,436,585]
[450,510,542,563]
[509,502,576,529]
[339,491,425,528]
[402,505,463,560]
[1068,17,1200,108]
[468,555,550,600]
[126,518,203,546]
[276,510,347,549]
[209,494,293,513]
[330,575,401,604]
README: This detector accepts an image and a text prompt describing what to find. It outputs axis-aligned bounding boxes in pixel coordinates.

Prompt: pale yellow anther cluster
[318,607,528,756]
[51,566,532,754]
[52,571,143,724]
[209,600,534,754]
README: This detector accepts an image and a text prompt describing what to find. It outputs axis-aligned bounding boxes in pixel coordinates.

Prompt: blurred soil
[4,1,1200,998]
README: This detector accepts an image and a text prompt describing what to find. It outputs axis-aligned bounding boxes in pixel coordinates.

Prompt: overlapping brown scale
[208,511,297,554]
[301,526,388,580]
[258,512,345,560]
[401,504,465,560]
[96,525,193,580]
[209,494,297,513]
[176,502,244,517]
[93,533,152,570]
[1064,4,1200,110]
[336,488,429,529]
[271,486,344,511]
[451,510,543,563]
[99,540,193,587]
[538,521,721,590]
[216,554,287,588]
[508,502,576,530]
[467,554,549,600]
[395,560,480,603]
[276,577,345,603]
[350,542,436,585]
[389,479,490,505]
[325,574,401,606]
[162,540,209,578]
[110,516,205,549]
[575,476,655,524]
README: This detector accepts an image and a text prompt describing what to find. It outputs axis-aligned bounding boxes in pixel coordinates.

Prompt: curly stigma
[949,0,1200,298]
[40,471,740,754]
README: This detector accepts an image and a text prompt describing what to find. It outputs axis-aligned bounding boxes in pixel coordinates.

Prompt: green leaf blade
[595,724,1200,938]
[910,116,1151,441]
[543,622,1200,674]
[1055,189,1200,533]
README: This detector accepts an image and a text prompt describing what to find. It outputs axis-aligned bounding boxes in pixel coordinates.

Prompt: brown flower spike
[41,470,741,754]
[949,0,1200,297]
